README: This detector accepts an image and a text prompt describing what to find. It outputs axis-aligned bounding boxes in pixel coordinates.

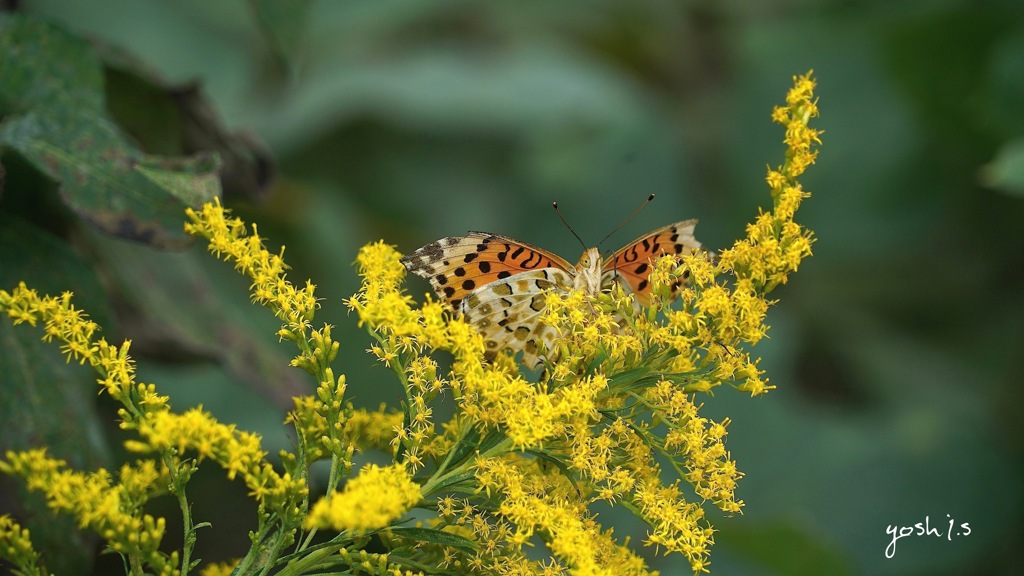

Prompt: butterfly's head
[573,247,603,294]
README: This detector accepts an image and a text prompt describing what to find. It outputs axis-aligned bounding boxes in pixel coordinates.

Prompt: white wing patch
[461,268,571,368]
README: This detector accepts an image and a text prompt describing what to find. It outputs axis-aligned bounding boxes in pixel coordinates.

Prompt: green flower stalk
[0,72,820,576]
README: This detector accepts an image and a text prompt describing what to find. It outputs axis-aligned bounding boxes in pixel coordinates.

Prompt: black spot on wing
[529,295,545,312]
[522,250,543,269]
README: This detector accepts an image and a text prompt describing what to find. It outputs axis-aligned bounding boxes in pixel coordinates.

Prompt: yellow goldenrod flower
[0,449,177,575]
[0,515,46,576]
[0,269,308,565]
[306,464,421,532]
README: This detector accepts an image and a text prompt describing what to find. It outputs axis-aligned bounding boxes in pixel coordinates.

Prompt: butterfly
[401,220,704,367]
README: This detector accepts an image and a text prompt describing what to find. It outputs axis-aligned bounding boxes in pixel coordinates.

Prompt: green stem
[128,553,144,576]
[257,529,292,576]
[176,489,195,576]
[431,421,470,479]
[232,519,275,576]
[421,436,513,497]
[165,458,197,576]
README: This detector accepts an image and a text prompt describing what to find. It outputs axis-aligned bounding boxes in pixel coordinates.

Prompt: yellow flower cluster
[184,200,334,377]
[344,243,663,572]
[0,449,177,576]
[0,281,307,521]
[330,72,820,574]
[287,398,402,463]
[718,72,818,295]
[629,73,820,397]
[185,200,356,505]
[474,456,653,576]
[305,464,421,532]
[0,285,167,417]
[561,413,720,571]
[540,284,645,378]
[634,478,712,568]
[647,381,743,513]
[0,515,46,576]
[0,239,313,573]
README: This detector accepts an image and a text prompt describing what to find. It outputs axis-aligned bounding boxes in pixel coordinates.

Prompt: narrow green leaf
[475,428,507,454]
[525,449,581,495]
[388,526,478,554]
[100,50,274,202]
[444,425,482,467]
[429,469,477,494]
[607,364,654,390]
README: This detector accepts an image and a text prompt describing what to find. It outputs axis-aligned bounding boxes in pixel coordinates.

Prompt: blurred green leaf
[0,13,104,115]
[881,7,1016,155]
[984,29,1024,137]
[980,138,1024,197]
[0,108,215,248]
[248,0,312,69]
[100,49,274,203]
[102,64,184,156]
[265,44,647,149]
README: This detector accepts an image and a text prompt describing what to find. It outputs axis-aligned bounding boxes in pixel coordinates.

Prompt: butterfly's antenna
[597,193,656,248]
[552,201,587,251]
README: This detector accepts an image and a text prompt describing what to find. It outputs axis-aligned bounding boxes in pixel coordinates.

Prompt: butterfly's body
[402,220,704,367]
[571,247,603,295]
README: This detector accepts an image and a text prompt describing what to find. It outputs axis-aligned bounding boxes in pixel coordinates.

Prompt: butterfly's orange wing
[401,232,574,311]
[602,219,703,305]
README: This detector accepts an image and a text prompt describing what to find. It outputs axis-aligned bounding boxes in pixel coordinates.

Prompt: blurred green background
[1,1,1023,575]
